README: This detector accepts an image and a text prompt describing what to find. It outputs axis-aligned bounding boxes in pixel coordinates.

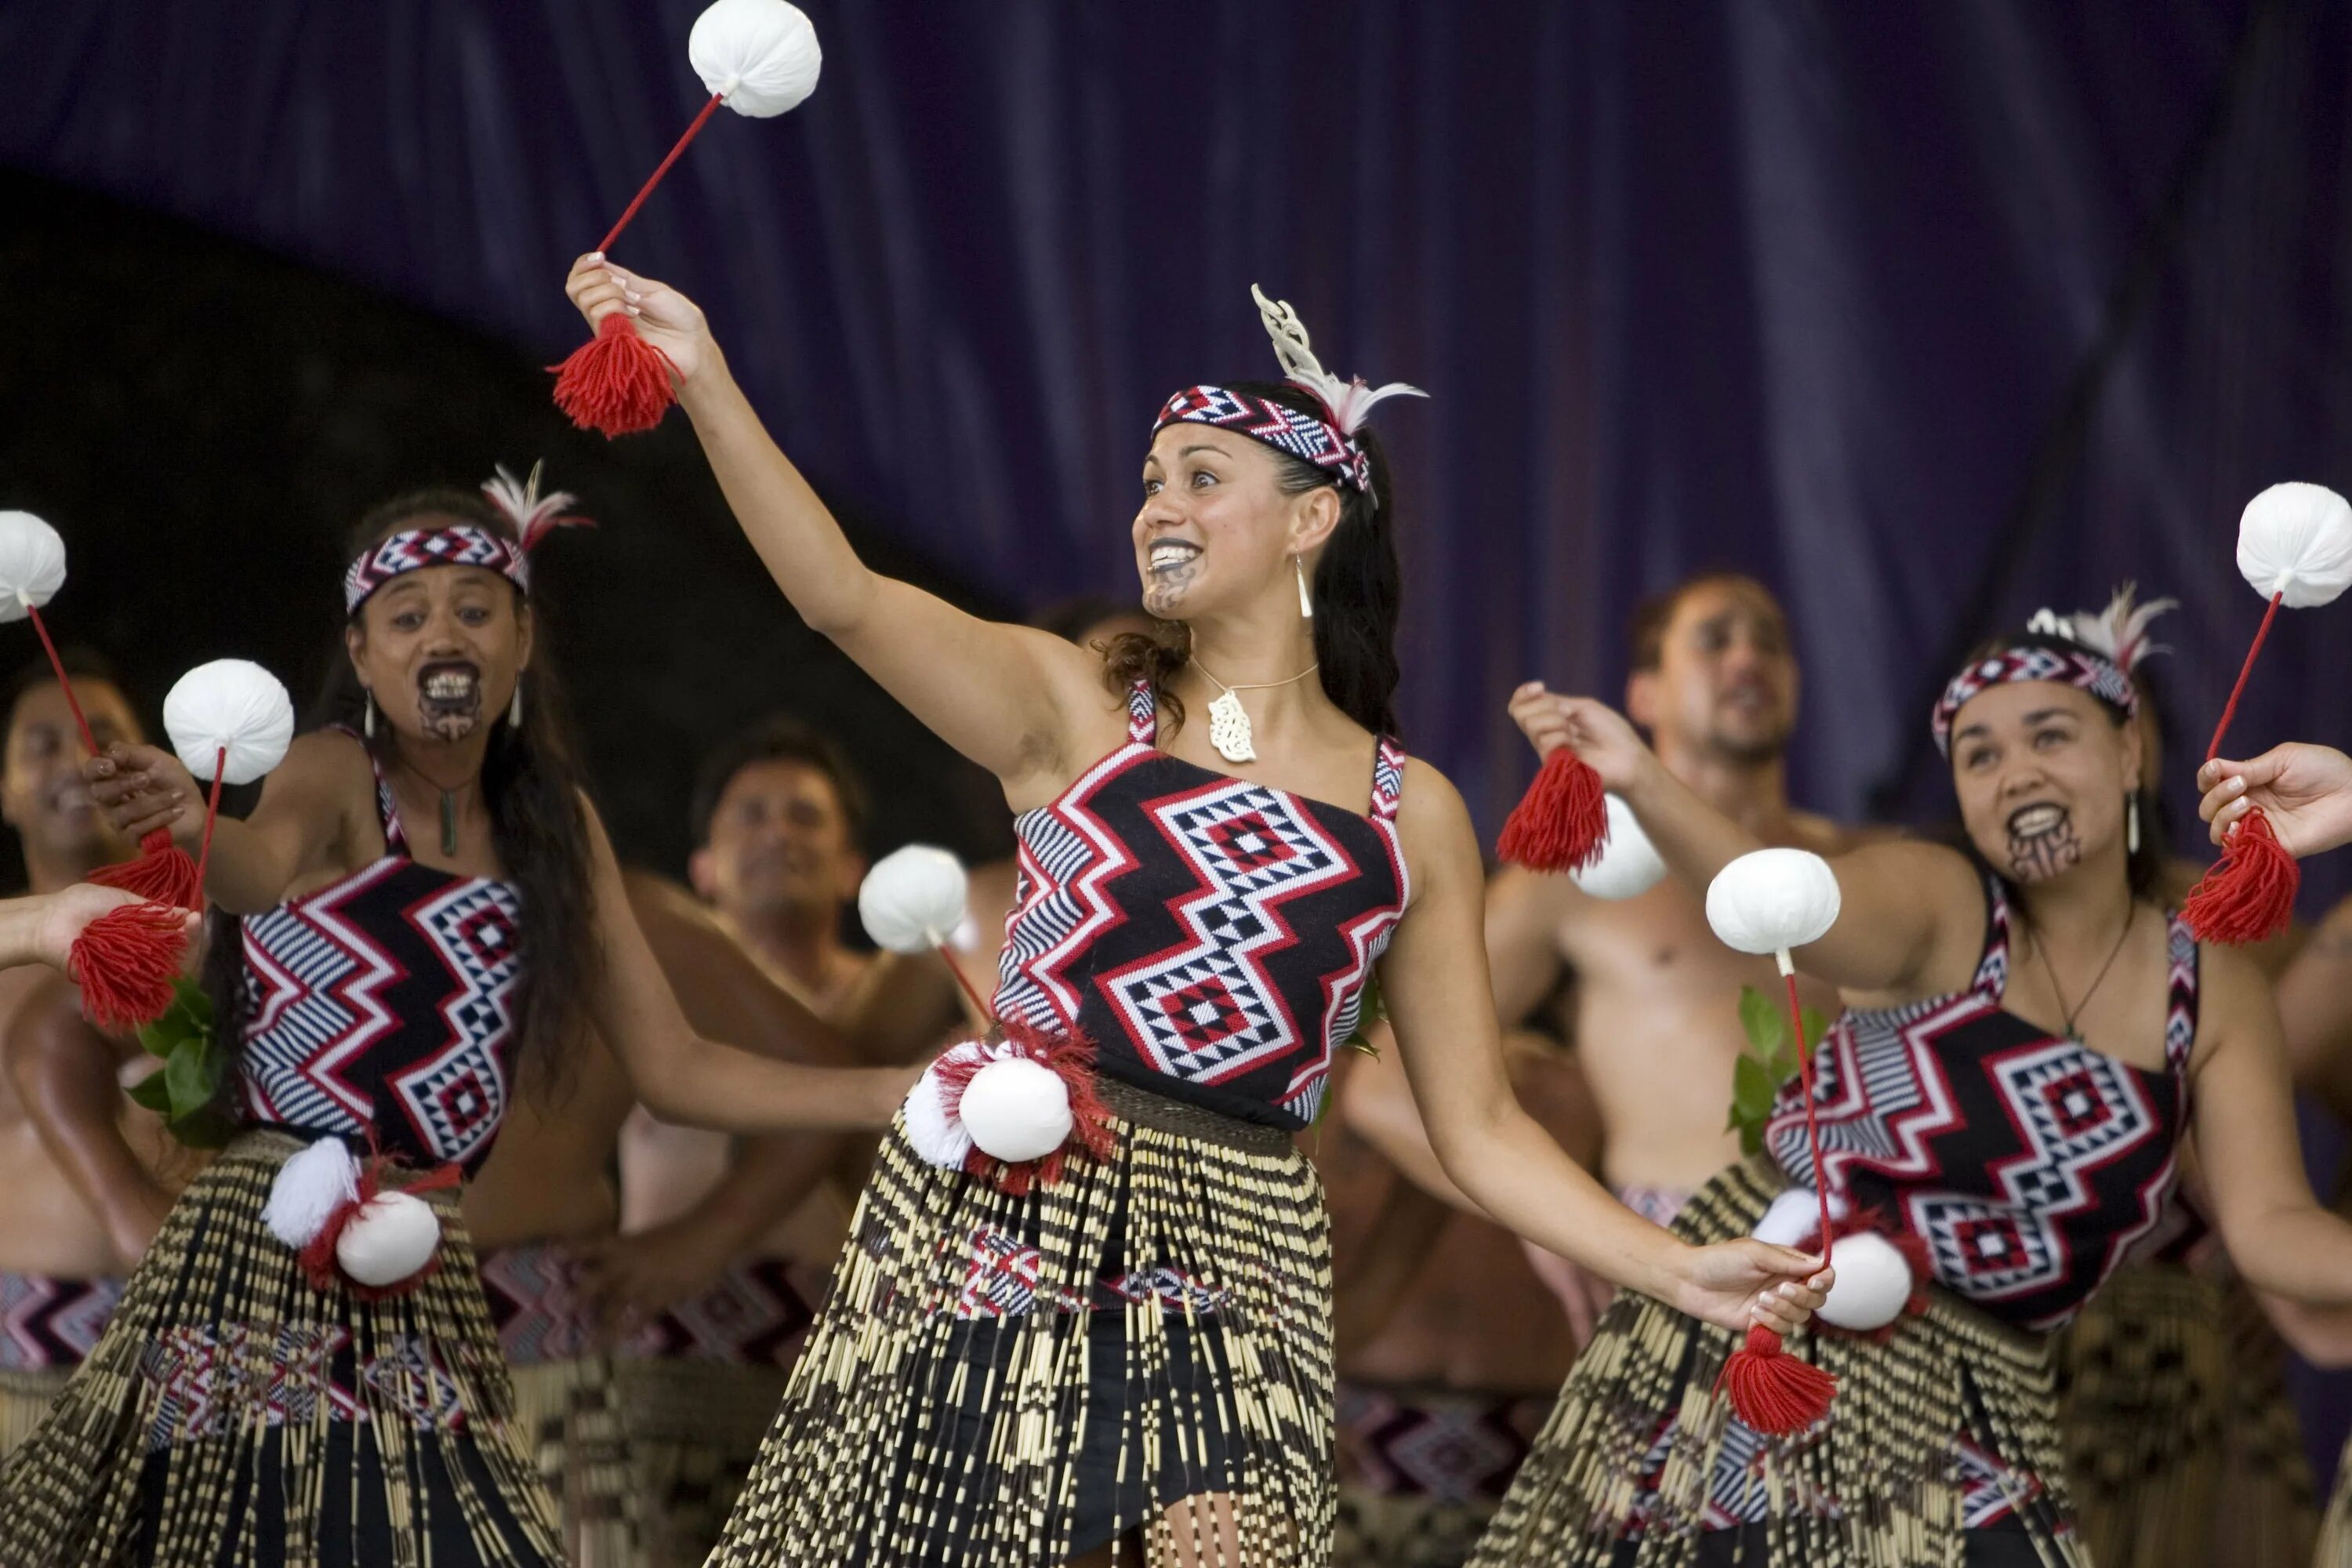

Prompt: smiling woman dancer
[560,256,1828,1567]
[1472,618,2352,1568]
[0,473,916,1567]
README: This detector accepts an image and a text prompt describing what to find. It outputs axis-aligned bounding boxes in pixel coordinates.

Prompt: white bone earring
[1295,554,1313,619]
[2127,793,2140,855]
[363,691,376,739]
[510,684,524,728]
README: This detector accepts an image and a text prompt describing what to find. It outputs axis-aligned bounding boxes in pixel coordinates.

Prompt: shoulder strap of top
[2162,907,2201,1076]
[1971,875,2012,997]
[1126,681,1158,746]
[325,723,407,853]
[1370,736,1406,822]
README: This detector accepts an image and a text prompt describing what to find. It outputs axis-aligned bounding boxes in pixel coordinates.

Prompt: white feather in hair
[1249,285,1426,435]
[481,462,593,553]
[2067,583,2176,674]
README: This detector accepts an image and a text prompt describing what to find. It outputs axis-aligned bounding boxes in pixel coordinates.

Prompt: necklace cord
[2030,904,2137,1038]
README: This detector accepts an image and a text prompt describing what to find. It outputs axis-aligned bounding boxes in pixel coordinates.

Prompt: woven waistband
[1097,1075,1295,1155]
[228,1129,463,1207]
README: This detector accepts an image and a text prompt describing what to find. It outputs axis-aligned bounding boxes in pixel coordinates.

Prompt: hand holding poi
[550,0,822,437]
[2200,744,2352,862]
[1496,686,1658,873]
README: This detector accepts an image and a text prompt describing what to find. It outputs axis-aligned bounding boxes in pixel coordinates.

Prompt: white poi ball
[0,511,67,623]
[164,659,296,786]
[2238,481,2352,609]
[1706,848,1842,958]
[1570,794,1667,901]
[689,0,822,118]
[959,1057,1074,1163]
[334,1190,441,1287]
[1816,1229,1914,1332]
[859,844,971,954]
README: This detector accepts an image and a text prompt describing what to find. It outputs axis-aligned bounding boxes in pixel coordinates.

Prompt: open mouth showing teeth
[1148,541,1201,572]
[2008,803,2067,838]
[419,662,482,710]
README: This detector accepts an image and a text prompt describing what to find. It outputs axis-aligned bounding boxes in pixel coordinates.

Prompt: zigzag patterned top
[235,729,524,1175]
[993,681,1409,1130]
[1766,877,2195,1331]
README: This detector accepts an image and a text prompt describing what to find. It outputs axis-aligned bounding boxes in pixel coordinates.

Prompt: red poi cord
[1715,965,1839,1436]
[193,747,228,893]
[2183,590,2299,944]
[551,93,728,437]
[935,945,996,1029]
[25,605,100,757]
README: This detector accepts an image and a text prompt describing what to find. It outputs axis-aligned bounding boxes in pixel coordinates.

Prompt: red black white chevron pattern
[236,733,525,1175]
[624,1255,817,1366]
[1155,385,1372,492]
[1766,878,2192,1331]
[343,525,530,612]
[0,1270,122,1371]
[992,684,1406,1131]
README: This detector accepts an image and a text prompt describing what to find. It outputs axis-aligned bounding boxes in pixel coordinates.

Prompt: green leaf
[126,1072,173,1114]
[1736,986,1778,1052]
[165,1038,214,1122]
[1799,1005,1829,1051]
[1737,1118,1766,1158]
[1733,1052,1777,1121]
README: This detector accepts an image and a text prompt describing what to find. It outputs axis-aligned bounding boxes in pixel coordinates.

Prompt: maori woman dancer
[0,471,913,1566]
[1476,618,2352,1568]
[561,255,1830,1566]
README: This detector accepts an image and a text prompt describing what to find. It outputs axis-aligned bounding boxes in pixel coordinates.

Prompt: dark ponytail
[1104,379,1403,738]
[208,488,597,1102]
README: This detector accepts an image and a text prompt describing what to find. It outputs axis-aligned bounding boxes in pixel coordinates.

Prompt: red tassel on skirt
[1495,750,1610,872]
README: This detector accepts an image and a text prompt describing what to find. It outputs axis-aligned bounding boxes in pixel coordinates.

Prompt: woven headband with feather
[343,463,593,613]
[1152,287,1425,499]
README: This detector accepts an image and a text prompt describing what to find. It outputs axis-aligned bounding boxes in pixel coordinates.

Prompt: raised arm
[1519,687,1984,998]
[1379,762,1826,1335]
[564,256,1112,798]
[4,975,176,1264]
[2187,942,2352,1302]
[582,804,913,1134]
[2276,896,2352,1124]
[84,731,372,914]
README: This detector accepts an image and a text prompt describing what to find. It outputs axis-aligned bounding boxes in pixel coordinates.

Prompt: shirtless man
[1327,574,1851,1563]
[459,867,854,1568]
[1348,576,1852,1298]
[0,652,180,1452]
[608,717,917,1566]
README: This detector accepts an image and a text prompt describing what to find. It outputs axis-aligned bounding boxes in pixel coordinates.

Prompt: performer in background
[1478,613,2352,1567]
[0,473,915,1567]
[564,255,1828,1566]
[0,652,186,1454]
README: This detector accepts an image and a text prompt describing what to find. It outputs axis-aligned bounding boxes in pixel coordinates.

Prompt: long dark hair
[203,488,598,1098]
[1944,634,2169,907]
[1104,379,1403,738]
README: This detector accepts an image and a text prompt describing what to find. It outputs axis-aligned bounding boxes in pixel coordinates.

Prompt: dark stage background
[5,0,2352,1474]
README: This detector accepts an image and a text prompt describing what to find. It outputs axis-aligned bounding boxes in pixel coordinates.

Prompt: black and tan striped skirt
[708,1076,1334,1566]
[0,1131,561,1567]
[1470,1158,2082,1568]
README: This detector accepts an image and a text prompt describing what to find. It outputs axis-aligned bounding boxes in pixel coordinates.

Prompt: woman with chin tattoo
[1478,615,2352,1568]
[0,472,922,1568]
[558,257,1830,1567]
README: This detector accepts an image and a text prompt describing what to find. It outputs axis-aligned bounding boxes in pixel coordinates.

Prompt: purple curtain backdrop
[7,0,2352,1468]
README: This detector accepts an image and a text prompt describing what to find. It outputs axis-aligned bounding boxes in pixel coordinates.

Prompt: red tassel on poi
[90,827,201,909]
[1715,970,1839,1435]
[1495,749,1610,872]
[2183,590,2299,945]
[550,92,725,437]
[67,902,190,1032]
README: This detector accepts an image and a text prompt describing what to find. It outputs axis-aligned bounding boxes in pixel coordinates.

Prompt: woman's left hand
[1668,1239,1832,1336]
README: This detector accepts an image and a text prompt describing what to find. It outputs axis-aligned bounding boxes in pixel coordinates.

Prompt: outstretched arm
[1381,762,1827,1336]
[5,975,175,1265]
[583,807,914,1134]
[2191,942,2352,1303]
[1514,686,1985,998]
[564,256,1112,801]
[0,885,199,974]
[84,731,372,914]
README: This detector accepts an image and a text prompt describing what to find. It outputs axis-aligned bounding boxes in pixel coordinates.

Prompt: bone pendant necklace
[1193,659,1320,764]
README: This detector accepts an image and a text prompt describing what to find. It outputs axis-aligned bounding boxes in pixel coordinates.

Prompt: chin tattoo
[2005,810,2083,883]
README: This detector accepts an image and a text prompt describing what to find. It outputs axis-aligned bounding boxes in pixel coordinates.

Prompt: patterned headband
[1930,633,2139,757]
[1152,285,1425,503]
[342,465,590,615]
